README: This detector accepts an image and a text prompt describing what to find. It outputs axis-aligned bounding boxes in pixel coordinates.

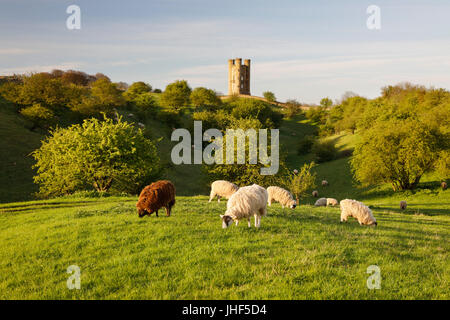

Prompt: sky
[1,0,450,103]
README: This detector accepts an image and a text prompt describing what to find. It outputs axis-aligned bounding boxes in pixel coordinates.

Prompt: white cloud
[1,62,84,75]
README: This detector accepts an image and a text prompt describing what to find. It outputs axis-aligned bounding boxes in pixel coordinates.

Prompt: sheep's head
[289,200,297,209]
[137,208,151,218]
[220,214,233,228]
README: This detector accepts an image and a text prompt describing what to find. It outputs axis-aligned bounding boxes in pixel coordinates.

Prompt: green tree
[351,119,443,191]
[124,81,152,101]
[17,73,70,110]
[263,91,276,103]
[32,116,161,197]
[190,87,221,108]
[160,80,192,110]
[20,103,56,129]
[283,162,317,203]
[320,97,333,108]
[285,99,302,119]
[73,78,125,115]
[230,98,283,128]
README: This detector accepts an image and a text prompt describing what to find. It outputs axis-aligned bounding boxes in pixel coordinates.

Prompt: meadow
[0,166,448,299]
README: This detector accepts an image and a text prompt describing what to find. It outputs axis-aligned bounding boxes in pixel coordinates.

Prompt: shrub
[351,119,443,191]
[263,91,276,103]
[311,140,338,163]
[282,162,317,202]
[160,80,191,110]
[203,128,285,187]
[190,87,222,108]
[20,103,56,129]
[230,98,283,128]
[124,82,152,101]
[32,116,161,197]
[285,99,302,119]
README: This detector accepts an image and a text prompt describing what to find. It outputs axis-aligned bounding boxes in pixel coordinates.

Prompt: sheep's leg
[268,198,272,206]
[254,214,260,228]
[217,195,221,203]
[165,206,170,217]
[209,190,216,202]
[155,210,159,217]
[248,218,251,227]
[235,220,239,226]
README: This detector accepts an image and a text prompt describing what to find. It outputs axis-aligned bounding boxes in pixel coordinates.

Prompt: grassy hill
[0,99,42,203]
[0,194,448,299]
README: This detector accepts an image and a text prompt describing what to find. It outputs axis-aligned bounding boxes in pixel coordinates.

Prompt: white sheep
[327,198,339,206]
[209,180,239,202]
[267,186,296,209]
[312,190,319,197]
[322,180,329,186]
[220,184,268,228]
[340,199,377,226]
[400,201,407,210]
[314,197,327,206]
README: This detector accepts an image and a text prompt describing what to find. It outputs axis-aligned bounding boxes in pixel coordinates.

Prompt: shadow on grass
[372,206,450,217]
[0,199,136,214]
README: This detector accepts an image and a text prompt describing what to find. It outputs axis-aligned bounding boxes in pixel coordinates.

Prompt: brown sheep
[442,182,448,190]
[136,180,176,218]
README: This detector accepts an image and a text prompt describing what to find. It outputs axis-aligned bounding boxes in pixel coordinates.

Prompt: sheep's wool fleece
[226,184,268,220]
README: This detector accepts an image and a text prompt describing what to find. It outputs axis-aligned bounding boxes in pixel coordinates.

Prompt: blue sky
[1,0,450,103]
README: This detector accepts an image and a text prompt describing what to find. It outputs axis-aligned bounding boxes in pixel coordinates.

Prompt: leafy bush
[190,87,222,108]
[263,91,276,103]
[311,140,338,163]
[160,80,192,110]
[230,98,283,128]
[282,162,317,202]
[285,99,302,119]
[351,119,445,191]
[203,128,285,187]
[32,116,161,197]
[124,82,152,101]
[20,103,56,129]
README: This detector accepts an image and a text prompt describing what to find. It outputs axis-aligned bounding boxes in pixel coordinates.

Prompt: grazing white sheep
[209,180,239,202]
[322,180,329,186]
[400,201,407,210]
[312,190,319,197]
[340,199,377,226]
[327,198,339,206]
[267,186,296,209]
[314,197,327,206]
[316,198,339,207]
[220,184,268,228]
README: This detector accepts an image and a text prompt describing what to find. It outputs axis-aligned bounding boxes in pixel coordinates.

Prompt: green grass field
[0,192,448,299]
[0,99,448,299]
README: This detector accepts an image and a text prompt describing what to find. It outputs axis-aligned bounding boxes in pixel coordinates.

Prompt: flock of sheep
[136,179,378,228]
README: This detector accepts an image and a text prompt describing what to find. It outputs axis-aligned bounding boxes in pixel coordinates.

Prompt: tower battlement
[228,58,250,96]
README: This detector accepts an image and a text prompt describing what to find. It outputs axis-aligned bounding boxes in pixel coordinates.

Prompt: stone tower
[228,58,250,96]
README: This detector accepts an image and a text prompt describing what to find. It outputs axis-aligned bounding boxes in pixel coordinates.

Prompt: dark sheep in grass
[136,180,175,218]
